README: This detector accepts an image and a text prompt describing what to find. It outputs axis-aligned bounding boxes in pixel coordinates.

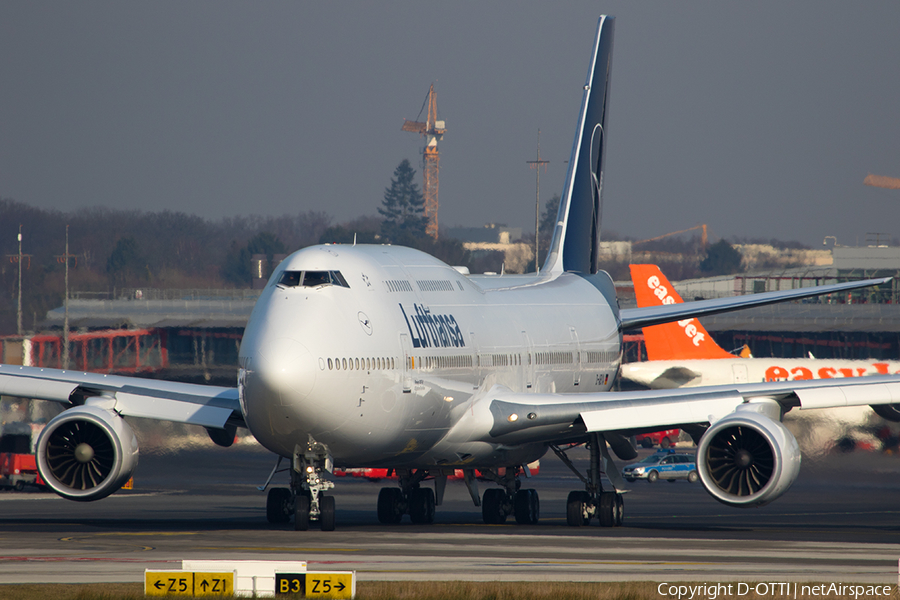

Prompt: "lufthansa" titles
[400,304,465,349]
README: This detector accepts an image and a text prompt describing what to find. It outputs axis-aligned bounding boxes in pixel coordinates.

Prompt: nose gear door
[399,334,413,393]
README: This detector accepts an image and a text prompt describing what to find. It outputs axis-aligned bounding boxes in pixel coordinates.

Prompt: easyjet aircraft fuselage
[623,263,900,390]
[239,245,621,468]
[622,358,900,389]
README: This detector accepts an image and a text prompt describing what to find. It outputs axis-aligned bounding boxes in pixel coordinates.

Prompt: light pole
[63,225,70,369]
[17,225,22,336]
[526,130,549,273]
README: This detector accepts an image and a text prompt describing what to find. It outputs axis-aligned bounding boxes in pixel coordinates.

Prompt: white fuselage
[238,244,621,469]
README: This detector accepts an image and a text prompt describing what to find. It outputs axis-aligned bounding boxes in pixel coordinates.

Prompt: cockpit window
[279,271,302,287]
[302,271,331,287]
[278,270,350,289]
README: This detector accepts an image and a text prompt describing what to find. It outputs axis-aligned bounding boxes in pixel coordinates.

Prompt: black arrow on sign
[335,581,346,592]
[199,580,210,591]
[154,581,165,590]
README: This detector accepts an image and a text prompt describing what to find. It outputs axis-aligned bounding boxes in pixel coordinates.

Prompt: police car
[622,450,698,483]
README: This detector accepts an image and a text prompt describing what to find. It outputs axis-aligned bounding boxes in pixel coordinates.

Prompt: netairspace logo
[657,583,894,600]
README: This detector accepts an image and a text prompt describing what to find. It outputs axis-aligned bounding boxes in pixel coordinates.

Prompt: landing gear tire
[647,470,659,483]
[566,491,590,526]
[377,487,404,524]
[294,493,311,531]
[598,491,617,527]
[687,470,699,483]
[266,487,292,524]
[319,495,336,531]
[482,488,507,524]
[660,436,671,449]
[409,487,435,524]
[514,489,539,525]
[641,438,653,448]
[614,493,625,527]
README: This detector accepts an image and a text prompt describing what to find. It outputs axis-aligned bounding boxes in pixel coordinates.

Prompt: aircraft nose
[250,337,317,406]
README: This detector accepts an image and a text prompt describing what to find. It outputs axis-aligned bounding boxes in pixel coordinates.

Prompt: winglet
[629,264,735,361]
[543,16,614,275]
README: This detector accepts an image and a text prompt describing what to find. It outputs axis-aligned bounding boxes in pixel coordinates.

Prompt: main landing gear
[375,465,539,526]
[552,433,624,528]
[478,467,539,525]
[264,439,336,531]
[377,469,436,524]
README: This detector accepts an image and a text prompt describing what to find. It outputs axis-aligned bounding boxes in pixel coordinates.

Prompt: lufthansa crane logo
[358,312,372,335]
[399,303,465,349]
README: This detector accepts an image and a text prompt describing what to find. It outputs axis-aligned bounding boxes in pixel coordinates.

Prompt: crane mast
[402,84,446,239]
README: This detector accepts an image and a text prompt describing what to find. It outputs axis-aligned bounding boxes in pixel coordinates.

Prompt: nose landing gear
[291,438,336,531]
[263,439,337,531]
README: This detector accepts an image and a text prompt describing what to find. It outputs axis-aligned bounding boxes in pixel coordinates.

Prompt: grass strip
[0,581,894,600]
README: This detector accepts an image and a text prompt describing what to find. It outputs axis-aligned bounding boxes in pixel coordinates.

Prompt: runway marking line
[58,532,194,542]
[512,560,713,566]
[194,547,360,553]
[636,509,900,520]
[0,556,173,563]
[92,532,200,537]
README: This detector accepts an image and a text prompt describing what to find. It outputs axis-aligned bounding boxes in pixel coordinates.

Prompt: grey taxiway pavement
[1,442,899,584]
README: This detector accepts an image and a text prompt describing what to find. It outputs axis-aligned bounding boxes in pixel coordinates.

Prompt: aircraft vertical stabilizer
[543,16,615,275]
[630,264,736,361]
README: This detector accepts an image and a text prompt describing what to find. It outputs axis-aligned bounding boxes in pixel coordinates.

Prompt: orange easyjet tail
[629,264,736,360]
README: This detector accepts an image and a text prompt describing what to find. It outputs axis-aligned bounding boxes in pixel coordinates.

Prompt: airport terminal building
[3,244,900,380]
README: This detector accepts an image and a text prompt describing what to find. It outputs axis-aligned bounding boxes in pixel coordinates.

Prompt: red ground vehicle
[635,429,680,449]
[0,430,45,491]
[334,462,541,481]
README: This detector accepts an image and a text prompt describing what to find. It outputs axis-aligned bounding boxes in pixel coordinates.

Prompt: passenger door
[399,334,413,393]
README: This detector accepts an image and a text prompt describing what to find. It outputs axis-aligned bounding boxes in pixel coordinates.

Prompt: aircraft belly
[412,441,548,470]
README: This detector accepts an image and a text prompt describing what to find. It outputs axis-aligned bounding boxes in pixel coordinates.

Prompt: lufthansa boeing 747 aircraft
[1,16,899,531]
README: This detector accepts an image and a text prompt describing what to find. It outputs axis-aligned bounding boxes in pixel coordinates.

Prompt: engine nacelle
[871,403,900,422]
[36,405,139,502]
[697,409,800,507]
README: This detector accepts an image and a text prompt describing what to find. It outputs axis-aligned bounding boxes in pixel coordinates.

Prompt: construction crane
[864,173,900,190]
[402,84,446,239]
[633,224,708,247]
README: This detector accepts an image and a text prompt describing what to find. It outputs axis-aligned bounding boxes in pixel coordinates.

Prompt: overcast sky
[2,2,899,248]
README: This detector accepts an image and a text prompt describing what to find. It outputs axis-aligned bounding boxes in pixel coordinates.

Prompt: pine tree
[699,239,743,275]
[106,237,144,286]
[379,159,427,242]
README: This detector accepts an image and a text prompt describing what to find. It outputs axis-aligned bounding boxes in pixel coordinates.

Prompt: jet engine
[696,409,800,507]
[36,405,139,502]
[871,403,900,422]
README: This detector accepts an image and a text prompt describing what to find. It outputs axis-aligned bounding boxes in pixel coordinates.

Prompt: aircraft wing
[475,375,900,446]
[618,276,891,331]
[0,364,241,429]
